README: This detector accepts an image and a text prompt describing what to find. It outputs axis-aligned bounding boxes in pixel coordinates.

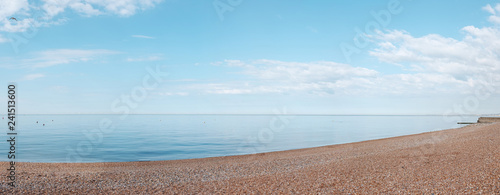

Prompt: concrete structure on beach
[477,117,500,123]
[458,117,500,124]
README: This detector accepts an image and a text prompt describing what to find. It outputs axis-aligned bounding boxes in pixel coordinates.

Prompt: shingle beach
[1,122,499,194]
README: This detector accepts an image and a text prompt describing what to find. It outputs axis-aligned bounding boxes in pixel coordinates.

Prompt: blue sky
[1,0,500,115]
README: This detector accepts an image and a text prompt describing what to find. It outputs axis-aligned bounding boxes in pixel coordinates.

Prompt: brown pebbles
[1,123,499,194]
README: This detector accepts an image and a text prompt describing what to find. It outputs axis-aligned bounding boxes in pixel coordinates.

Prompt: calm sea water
[1,114,477,163]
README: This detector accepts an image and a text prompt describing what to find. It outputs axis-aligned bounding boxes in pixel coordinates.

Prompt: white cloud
[202,83,285,95]
[0,49,119,69]
[42,0,163,18]
[369,26,500,80]
[0,0,163,34]
[197,59,484,96]
[202,22,500,96]
[152,54,494,99]
[42,0,101,18]
[69,2,102,16]
[364,4,500,96]
[483,3,500,25]
[489,15,500,24]
[0,0,33,32]
[132,35,154,39]
[242,59,378,82]
[196,60,380,96]
[169,4,500,97]
[483,4,495,15]
[0,0,29,19]
[31,49,119,68]
[22,73,45,81]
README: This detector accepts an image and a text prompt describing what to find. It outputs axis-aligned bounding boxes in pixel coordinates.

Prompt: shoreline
[2,122,499,193]
[2,123,472,164]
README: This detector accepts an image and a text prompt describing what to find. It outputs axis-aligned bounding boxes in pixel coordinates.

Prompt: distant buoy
[36,121,38,123]
[43,124,45,126]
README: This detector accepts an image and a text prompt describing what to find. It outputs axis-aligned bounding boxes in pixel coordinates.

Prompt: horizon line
[0,113,495,116]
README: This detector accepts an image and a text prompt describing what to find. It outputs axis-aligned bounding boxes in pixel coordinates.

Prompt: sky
[1,0,500,115]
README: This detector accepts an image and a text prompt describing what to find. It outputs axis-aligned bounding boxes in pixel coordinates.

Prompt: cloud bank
[0,0,163,33]
[0,49,119,69]
[197,4,500,97]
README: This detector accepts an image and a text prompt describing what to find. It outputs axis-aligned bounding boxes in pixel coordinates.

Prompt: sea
[0,114,478,163]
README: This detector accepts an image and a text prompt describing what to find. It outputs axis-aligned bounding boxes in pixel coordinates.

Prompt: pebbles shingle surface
[1,123,499,194]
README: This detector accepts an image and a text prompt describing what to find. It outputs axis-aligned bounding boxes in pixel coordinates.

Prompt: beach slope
[1,123,499,194]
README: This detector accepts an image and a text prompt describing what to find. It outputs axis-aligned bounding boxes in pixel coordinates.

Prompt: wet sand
[1,122,499,194]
